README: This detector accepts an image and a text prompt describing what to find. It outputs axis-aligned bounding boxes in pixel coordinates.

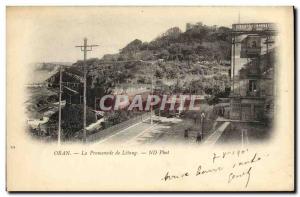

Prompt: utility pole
[196,112,205,143]
[58,65,62,144]
[52,66,79,144]
[150,63,154,125]
[232,35,236,92]
[241,128,244,147]
[76,38,98,143]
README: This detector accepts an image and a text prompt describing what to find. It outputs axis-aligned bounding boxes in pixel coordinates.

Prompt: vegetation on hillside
[40,23,232,140]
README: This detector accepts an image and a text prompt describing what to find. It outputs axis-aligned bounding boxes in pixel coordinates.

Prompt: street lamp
[196,112,205,142]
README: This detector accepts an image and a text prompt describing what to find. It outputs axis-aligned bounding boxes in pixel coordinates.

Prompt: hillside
[81,25,230,81]
[30,23,233,141]
[48,23,232,108]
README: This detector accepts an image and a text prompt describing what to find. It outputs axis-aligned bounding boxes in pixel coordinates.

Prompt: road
[97,116,182,145]
[203,121,230,146]
[97,120,154,144]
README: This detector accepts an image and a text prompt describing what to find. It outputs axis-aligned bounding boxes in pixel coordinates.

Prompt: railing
[232,23,276,32]
[230,91,261,98]
[242,47,261,55]
[246,91,261,97]
[25,83,49,88]
[87,112,151,142]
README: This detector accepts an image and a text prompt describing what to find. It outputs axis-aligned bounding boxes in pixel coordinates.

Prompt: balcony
[246,90,261,97]
[232,23,276,32]
[241,47,261,58]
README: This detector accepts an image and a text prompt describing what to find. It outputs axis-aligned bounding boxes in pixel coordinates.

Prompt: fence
[87,112,151,142]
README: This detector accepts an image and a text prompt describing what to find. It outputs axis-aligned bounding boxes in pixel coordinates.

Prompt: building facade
[230,23,277,122]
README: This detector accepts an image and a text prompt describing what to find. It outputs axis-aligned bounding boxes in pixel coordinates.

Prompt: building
[230,23,277,122]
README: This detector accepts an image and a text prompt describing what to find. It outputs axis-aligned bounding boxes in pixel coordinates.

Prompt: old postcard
[6,6,294,191]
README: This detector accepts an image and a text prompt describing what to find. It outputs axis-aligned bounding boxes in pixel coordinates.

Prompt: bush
[49,104,96,140]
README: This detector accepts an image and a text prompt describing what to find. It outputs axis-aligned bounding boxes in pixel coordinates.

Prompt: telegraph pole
[151,64,154,125]
[150,61,158,125]
[76,38,98,143]
[58,65,62,144]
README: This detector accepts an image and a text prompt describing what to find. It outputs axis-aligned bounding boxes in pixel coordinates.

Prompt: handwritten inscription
[213,149,249,163]
[196,165,223,176]
[228,167,252,188]
[162,172,190,181]
[161,148,268,189]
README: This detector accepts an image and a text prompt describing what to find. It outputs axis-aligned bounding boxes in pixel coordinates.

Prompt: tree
[121,39,143,53]
[155,68,164,79]
[48,105,96,140]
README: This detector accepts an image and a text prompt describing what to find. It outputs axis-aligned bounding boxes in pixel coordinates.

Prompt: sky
[7,6,280,63]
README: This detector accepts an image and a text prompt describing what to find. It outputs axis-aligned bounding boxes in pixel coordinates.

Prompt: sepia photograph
[24,10,276,145]
[6,6,294,191]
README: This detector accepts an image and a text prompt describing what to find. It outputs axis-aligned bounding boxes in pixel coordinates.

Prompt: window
[249,80,257,92]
